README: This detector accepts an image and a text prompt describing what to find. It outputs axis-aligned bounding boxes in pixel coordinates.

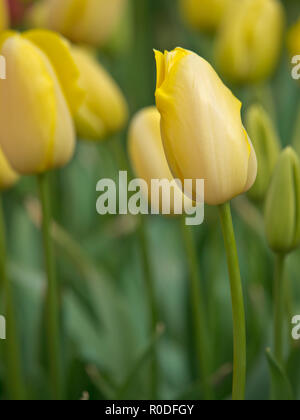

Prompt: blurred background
[0,0,300,400]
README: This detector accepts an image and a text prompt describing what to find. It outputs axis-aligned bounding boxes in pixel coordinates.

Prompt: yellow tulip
[0,30,83,175]
[154,48,257,206]
[215,0,284,84]
[29,0,127,47]
[287,18,300,58]
[179,0,230,32]
[0,0,9,31]
[0,149,19,190]
[72,46,128,141]
[128,106,194,215]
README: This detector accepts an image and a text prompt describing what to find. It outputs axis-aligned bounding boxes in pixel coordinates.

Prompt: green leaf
[266,348,294,401]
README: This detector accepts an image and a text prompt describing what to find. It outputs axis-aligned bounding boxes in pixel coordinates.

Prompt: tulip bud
[154,48,257,206]
[29,0,127,47]
[71,46,128,141]
[215,0,285,84]
[179,0,230,32]
[0,30,83,175]
[287,18,300,59]
[245,105,281,202]
[128,106,194,215]
[265,147,300,254]
[0,0,9,30]
[0,148,19,190]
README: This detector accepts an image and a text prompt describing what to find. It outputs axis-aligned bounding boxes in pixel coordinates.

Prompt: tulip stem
[0,196,26,400]
[180,217,214,400]
[273,254,286,366]
[37,173,61,400]
[218,202,246,401]
[138,215,159,399]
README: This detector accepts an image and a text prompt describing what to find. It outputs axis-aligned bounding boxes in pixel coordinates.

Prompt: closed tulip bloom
[265,147,300,254]
[129,106,194,214]
[72,46,128,141]
[154,48,257,206]
[0,148,19,190]
[31,0,127,47]
[0,30,83,175]
[246,105,281,202]
[215,0,284,84]
[0,0,9,30]
[287,18,300,59]
[179,0,229,32]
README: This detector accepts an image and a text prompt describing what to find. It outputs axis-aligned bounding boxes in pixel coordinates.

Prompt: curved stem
[37,173,61,400]
[218,202,246,401]
[138,216,158,399]
[180,217,214,400]
[0,196,26,400]
[274,254,286,366]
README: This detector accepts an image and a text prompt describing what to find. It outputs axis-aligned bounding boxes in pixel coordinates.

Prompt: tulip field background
[1,0,300,401]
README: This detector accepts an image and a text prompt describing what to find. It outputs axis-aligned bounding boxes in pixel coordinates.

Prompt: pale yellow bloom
[0,0,9,31]
[154,48,257,206]
[0,30,83,175]
[28,0,127,46]
[179,0,230,32]
[215,0,284,84]
[287,18,300,58]
[0,149,19,190]
[128,106,194,215]
[72,46,128,141]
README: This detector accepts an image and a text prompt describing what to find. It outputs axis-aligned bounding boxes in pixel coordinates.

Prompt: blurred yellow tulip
[72,46,128,141]
[0,0,9,31]
[287,18,300,58]
[0,149,19,190]
[128,106,194,215]
[215,0,284,84]
[28,0,127,47]
[0,30,83,175]
[179,0,229,32]
[154,48,257,206]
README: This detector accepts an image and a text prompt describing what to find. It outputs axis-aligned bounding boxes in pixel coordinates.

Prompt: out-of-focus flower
[27,0,127,47]
[128,106,194,215]
[0,148,19,190]
[265,147,300,254]
[0,0,9,30]
[245,105,281,202]
[6,0,32,25]
[0,29,83,175]
[179,0,229,32]
[154,47,257,206]
[287,18,300,58]
[215,0,285,84]
[71,46,128,141]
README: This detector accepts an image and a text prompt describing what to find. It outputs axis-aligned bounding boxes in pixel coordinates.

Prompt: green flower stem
[218,202,246,401]
[180,216,214,400]
[273,254,286,366]
[37,173,61,400]
[0,196,26,400]
[138,216,159,399]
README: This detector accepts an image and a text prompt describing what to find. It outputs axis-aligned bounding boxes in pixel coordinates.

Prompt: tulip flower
[215,0,284,84]
[246,105,281,202]
[28,0,127,47]
[128,106,194,215]
[179,0,229,32]
[0,0,9,30]
[287,18,300,59]
[71,46,128,141]
[0,29,83,175]
[264,147,300,366]
[265,147,300,255]
[154,47,257,206]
